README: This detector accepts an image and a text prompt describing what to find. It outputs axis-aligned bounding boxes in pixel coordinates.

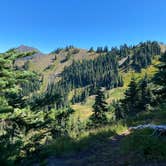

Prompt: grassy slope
[70,57,160,121]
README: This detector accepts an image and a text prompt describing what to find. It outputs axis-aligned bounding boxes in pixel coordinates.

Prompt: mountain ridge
[15,45,40,53]
[13,41,165,91]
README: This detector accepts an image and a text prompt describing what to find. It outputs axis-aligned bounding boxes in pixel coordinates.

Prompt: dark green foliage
[138,75,153,111]
[116,75,153,119]
[103,46,109,52]
[48,41,160,108]
[0,106,74,164]
[90,88,108,125]
[65,45,74,52]
[71,86,98,104]
[53,48,63,54]
[132,52,152,72]
[0,49,31,161]
[153,51,166,101]
[117,41,161,72]
[114,102,124,120]
[50,108,75,138]
[0,51,41,112]
[88,47,94,53]
[20,73,41,96]
[132,41,160,72]
[121,129,166,162]
[44,83,69,108]
[54,54,57,60]
[119,44,130,58]
[29,84,62,110]
[96,47,103,53]
[121,77,139,115]
[0,50,66,164]
[51,53,123,106]
[52,45,77,54]
[0,119,22,165]
[71,89,89,104]
[61,53,122,89]
[96,46,109,53]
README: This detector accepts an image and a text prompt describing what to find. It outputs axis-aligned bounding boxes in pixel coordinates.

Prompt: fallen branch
[129,124,166,136]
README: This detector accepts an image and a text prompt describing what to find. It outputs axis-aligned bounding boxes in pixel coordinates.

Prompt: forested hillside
[0,41,166,165]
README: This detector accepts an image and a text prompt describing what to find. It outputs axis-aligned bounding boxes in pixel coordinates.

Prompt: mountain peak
[16,45,39,53]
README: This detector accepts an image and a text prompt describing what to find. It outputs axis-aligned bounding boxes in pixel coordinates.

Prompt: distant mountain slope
[15,45,50,72]
[15,45,39,53]
[14,46,101,90]
[13,42,166,91]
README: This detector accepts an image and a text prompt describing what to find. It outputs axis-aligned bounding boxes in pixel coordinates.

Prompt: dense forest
[45,41,160,106]
[0,41,166,165]
[61,53,122,89]
[50,53,123,106]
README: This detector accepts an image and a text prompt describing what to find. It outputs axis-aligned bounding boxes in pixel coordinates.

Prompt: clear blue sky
[0,0,166,53]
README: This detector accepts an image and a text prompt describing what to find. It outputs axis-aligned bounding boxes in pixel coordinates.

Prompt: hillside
[15,42,166,78]
[13,41,165,117]
[0,41,166,166]
[15,46,102,90]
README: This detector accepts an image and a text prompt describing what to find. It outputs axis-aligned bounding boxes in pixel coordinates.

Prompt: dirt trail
[46,131,131,166]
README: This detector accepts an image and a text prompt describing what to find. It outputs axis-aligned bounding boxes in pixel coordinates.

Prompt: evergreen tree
[121,76,139,115]
[88,47,94,53]
[114,102,124,120]
[138,75,152,111]
[54,54,57,60]
[90,88,108,125]
[119,75,153,117]
[96,47,103,53]
[153,51,166,101]
[103,46,109,52]
[131,41,160,72]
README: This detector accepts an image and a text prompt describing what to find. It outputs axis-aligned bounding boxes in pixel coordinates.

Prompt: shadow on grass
[125,108,166,127]
[41,129,116,158]
[120,128,166,165]
[19,128,117,165]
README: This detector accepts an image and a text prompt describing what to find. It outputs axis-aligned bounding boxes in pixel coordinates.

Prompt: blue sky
[0,0,166,53]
